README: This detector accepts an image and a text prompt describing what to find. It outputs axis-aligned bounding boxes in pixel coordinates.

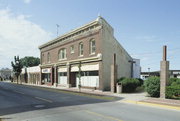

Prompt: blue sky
[0,0,180,72]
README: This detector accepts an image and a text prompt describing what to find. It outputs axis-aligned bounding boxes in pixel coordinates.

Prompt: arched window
[47,52,50,63]
[90,39,96,54]
[79,42,83,56]
[59,48,67,60]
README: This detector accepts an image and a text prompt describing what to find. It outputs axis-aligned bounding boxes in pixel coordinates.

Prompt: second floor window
[59,48,67,60]
[70,45,74,54]
[47,52,50,62]
[79,42,83,56]
[90,39,96,54]
[42,53,44,64]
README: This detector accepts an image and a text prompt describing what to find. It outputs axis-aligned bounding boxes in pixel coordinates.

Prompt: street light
[148,68,150,77]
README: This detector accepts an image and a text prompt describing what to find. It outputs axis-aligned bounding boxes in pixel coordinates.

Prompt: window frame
[42,53,45,64]
[79,42,83,56]
[70,45,74,54]
[90,39,96,55]
[47,52,50,63]
[59,48,67,60]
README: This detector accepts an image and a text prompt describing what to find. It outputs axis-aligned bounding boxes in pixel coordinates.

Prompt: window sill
[79,55,84,57]
[59,58,67,61]
[89,53,95,56]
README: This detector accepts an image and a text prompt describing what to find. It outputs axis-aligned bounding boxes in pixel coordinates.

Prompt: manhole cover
[34,105,45,108]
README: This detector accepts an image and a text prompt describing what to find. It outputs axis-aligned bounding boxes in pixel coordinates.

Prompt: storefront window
[42,73,51,83]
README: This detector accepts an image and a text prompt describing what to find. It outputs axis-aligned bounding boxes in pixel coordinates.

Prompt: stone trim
[41,30,100,52]
[39,20,100,49]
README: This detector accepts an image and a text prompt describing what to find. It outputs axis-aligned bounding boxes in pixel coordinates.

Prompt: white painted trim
[58,67,67,72]
[71,64,99,72]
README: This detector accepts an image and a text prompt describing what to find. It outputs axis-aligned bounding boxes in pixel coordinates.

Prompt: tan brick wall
[100,18,132,90]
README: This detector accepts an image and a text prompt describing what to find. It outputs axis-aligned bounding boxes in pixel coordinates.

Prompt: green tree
[11,56,23,84]
[20,56,40,67]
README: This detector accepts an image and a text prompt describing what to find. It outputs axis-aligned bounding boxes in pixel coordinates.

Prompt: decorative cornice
[39,18,102,50]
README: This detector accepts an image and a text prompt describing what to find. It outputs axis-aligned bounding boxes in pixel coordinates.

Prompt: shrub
[166,78,180,99]
[169,78,179,86]
[144,76,160,97]
[171,79,180,86]
[117,77,125,83]
[166,85,180,99]
[137,78,144,86]
[118,78,140,93]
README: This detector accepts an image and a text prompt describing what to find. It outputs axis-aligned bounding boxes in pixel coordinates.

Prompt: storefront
[42,68,52,85]
[58,66,67,85]
[71,63,99,88]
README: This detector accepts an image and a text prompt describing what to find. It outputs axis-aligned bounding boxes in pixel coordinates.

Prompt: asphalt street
[0,81,179,121]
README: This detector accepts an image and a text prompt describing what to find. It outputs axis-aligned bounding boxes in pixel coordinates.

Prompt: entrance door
[58,72,67,85]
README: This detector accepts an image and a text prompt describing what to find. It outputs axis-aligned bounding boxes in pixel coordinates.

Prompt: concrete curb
[10,82,119,100]
[121,100,180,111]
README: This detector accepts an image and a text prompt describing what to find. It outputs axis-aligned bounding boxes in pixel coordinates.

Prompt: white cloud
[23,0,31,4]
[0,8,52,68]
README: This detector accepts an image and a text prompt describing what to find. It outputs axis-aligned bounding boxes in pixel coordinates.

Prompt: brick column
[39,68,42,85]
[50,67,54,86]
[98,61,103,90]
[111,54,117,93]
[54,66,58,87]
[67,64,71,88]
[160,46,169,98]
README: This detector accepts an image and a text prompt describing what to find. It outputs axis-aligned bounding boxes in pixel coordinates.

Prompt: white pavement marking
[13,90,25,94]
[35,97,53,103]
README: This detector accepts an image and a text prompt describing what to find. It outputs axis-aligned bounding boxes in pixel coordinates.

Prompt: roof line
[39,17,101,49]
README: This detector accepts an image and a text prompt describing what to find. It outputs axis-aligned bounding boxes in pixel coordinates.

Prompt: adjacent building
[0,68,12,80]
[133,59,141,78]
[20,66,40,84]
[141,70,180,80]
[38,16,138,91]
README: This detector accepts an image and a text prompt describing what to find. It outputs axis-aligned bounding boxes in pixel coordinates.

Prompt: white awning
[58,67,67,72]
[71,64,99,72]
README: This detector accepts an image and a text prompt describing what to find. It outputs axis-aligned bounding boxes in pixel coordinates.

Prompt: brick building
[38,16,136,91]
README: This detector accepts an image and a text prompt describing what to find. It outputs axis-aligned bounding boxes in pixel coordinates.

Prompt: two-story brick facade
[39,16,133,91]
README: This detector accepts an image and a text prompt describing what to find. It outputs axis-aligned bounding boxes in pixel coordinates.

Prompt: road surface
[0,81,179,121]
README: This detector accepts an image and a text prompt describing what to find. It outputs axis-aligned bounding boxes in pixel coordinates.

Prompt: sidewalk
[21,82,148,100]
[141,97,180,107]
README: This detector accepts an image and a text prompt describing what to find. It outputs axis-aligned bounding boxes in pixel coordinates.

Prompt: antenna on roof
[56,24,59,37]
[98,12,101,17]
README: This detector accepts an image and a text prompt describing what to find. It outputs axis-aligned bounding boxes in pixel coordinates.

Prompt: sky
[0,0,180,72]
